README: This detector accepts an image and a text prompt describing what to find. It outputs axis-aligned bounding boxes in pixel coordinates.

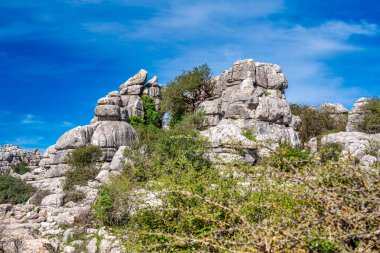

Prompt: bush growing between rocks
[92,115,380,252]
[128,96,162,127]
[0,174,35,204]
[290,104,343,144]
[161,64,213,126]
[64,145,101,191]
[11,160,30,175]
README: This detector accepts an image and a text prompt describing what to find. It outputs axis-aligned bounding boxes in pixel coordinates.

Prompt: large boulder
[197,59,299,156]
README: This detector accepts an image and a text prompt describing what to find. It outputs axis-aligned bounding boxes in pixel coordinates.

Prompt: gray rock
[91,121,138,149]
[55,124,98,150]
[86,238,98,253]
[310,132,380,166]
[40,193,65,207]
[119,69,148,89]
[255,62,287,90]
[95,105,121,121]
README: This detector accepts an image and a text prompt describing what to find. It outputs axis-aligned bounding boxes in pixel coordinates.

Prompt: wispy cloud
[61,121,74,127]
[82,1,378,105]
[21,114,44,125]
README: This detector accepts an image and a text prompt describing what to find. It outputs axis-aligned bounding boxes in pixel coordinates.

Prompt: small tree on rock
[161,64,213,125]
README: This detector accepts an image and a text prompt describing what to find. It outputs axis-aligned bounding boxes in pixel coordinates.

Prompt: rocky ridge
[0,144,41,174]
[0,60,378,252]
[0,69,163,253]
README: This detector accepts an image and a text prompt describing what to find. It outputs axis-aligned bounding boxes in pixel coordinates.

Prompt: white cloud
[61,121,74,127]
[21,114,44,125]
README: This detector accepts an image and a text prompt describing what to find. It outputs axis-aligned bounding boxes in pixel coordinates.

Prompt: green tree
[161,64,213,124]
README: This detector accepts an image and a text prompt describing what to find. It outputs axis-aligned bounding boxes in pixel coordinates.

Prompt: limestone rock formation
[346,97,371,132]
[198,59,299,162]
[0,144,41,174]
[308,132,380,167]
[1,69,163,253]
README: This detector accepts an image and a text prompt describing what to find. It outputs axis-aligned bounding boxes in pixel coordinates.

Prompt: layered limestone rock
[0,144,41,174]
[198,59,299,162]
[346,97,371,132]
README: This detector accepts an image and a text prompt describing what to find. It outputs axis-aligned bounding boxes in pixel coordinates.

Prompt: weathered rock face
[308,132,380,167]
[0,69,165,253]
[198,59,299,162]
[346,97,370,132]
[0,144,41,173]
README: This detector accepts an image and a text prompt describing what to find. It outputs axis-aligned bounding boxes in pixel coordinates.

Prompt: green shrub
[242,128,257,142]
[65,145,101,169]
[265,143,310,171]
[141,95,162,127]
[128,116,144,126]
[11,160,30,175]
[363,97,380,134]
[91,117,380,252]
[290,104,341,144]
[161,64,213,125]
[0,174,35,204]
[307,237,340,253]
[64,145,101,190]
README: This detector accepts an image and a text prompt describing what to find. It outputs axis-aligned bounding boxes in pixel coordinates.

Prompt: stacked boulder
[0,144,41,174]
[199,59,299,162]
[39,69,163,176]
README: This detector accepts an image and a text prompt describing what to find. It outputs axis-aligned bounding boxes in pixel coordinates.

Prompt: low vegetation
[92,113,380,252]
[64,145,101,191]
[11,160,30,175]
[0,174,35,204]
[290,104,346,144]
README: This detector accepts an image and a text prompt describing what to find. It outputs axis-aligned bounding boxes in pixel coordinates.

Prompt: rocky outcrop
[308,132,380,167]
[346,97,371,132]
[198,59,299,162]
[0,145,41,174]
[1,69,163,253]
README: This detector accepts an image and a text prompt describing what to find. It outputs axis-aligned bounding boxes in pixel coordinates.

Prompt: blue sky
[0,0,379,150]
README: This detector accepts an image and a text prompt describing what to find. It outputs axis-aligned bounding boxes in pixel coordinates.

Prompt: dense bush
[0,174,35,204]
[64,145,101,190]
[318,142,343,164]
[92,118,380,252]
[11,160,30,175]
[263,143,310,171]
[161,64,213,125]
[362,97,380,134]
[290,104,343,144]
[128,96,162,127]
